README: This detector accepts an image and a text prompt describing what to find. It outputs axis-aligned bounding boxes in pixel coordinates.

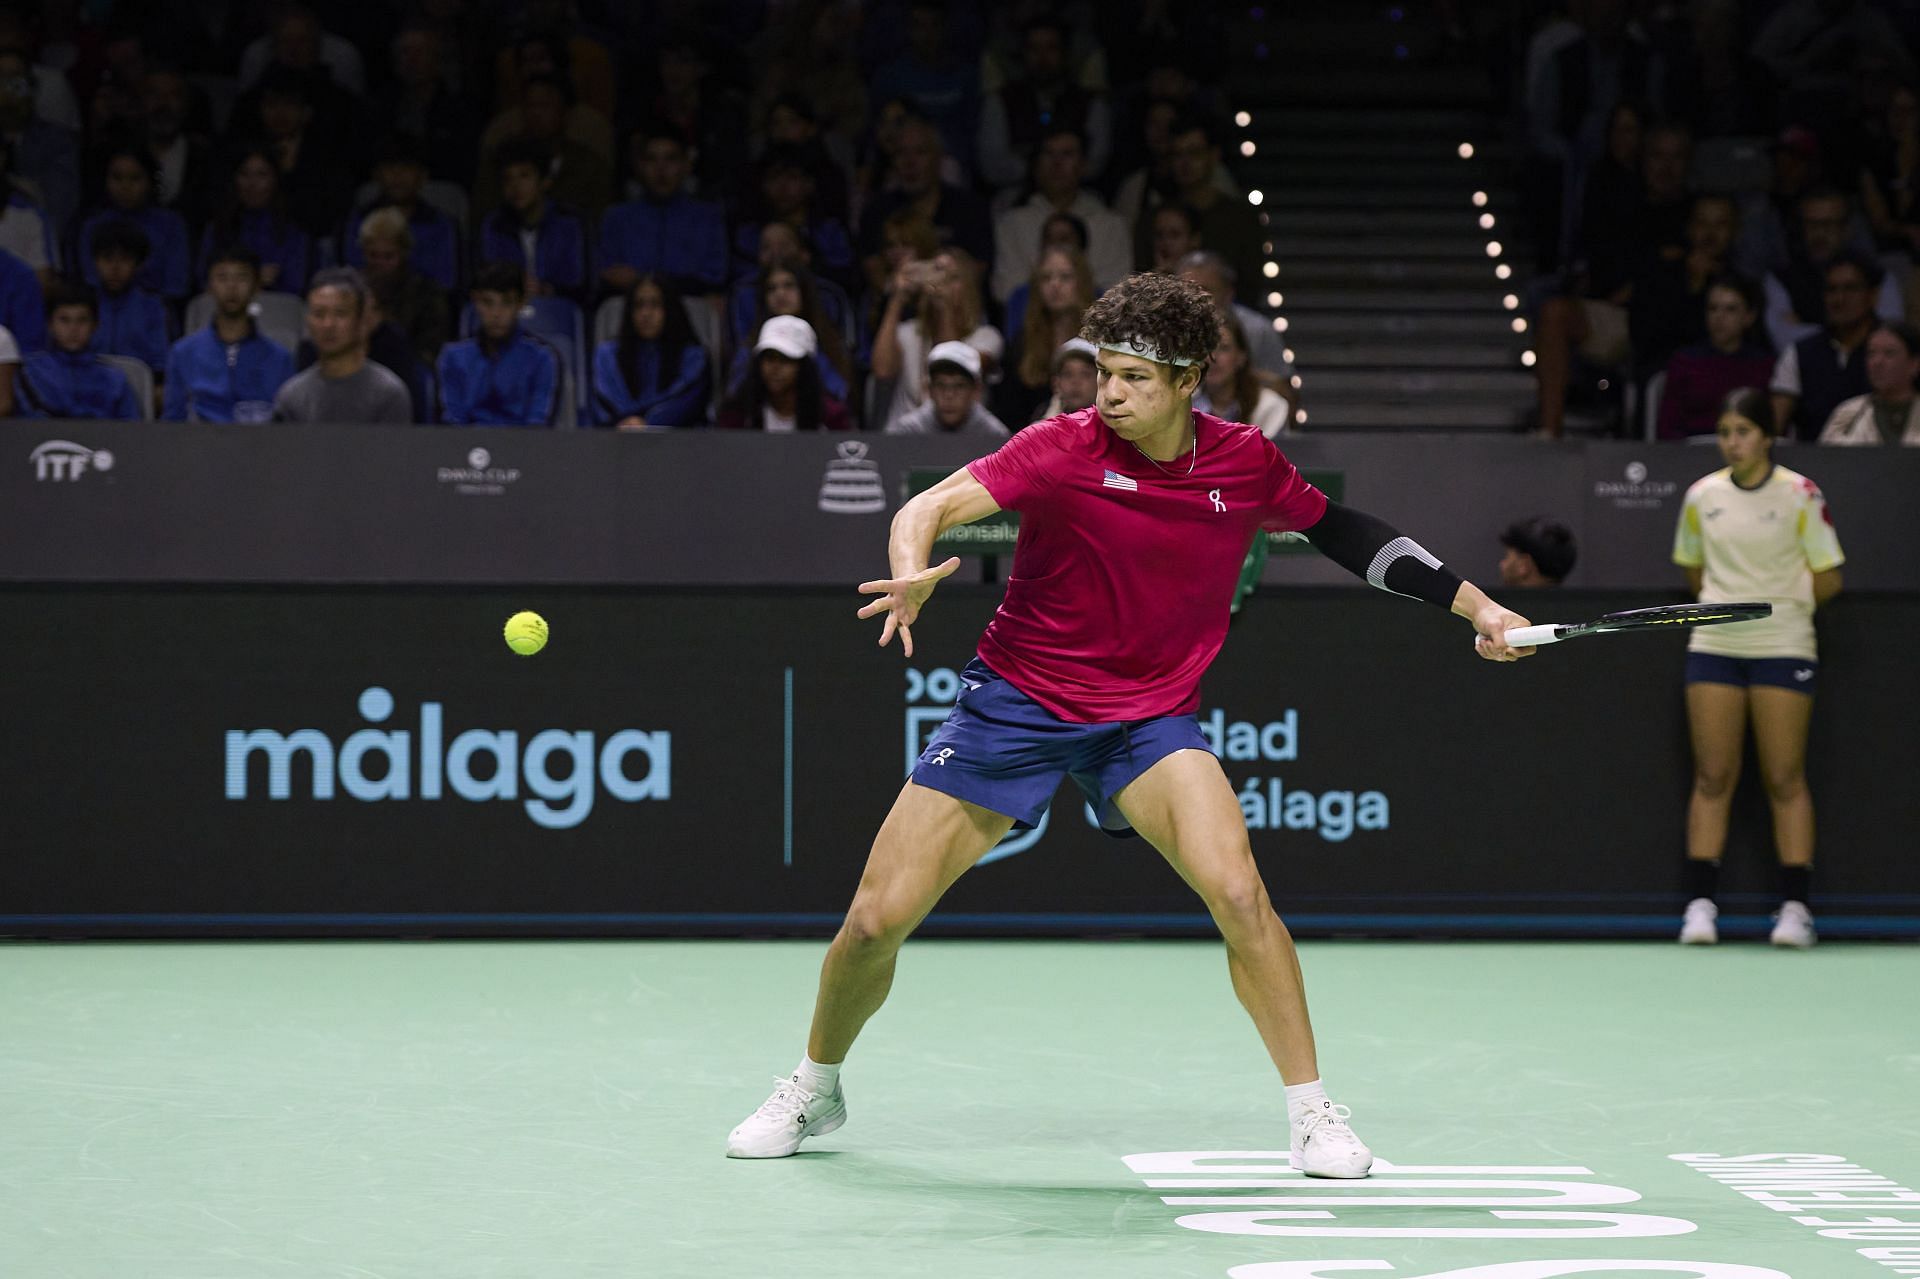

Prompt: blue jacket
[590,338,709,426]
[480,201,589,298]
[344,203,462,290]
[0,246,47,352]
[436,329,560,426]
[95,288,171,373]
[78,207,192,299]
[596,194,727,292]
[161,323,295,422]
[199,212,312,295]
[18,347,140,419]
[731,217,856,282]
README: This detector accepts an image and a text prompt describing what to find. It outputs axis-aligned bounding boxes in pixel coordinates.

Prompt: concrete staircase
[1224,8,1535,432]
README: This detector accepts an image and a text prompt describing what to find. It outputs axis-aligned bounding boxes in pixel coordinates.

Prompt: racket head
[1583,602,1773,635]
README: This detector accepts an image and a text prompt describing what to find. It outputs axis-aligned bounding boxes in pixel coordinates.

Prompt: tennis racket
[1502,602,1773,648]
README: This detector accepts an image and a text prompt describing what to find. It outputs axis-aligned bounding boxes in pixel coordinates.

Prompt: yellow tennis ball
[503,610,549,656]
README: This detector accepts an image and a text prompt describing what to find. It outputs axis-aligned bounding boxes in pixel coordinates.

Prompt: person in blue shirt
[592,272,709,427]
[478,138,589,303]
[342,134,462,292]
[597,125,728,298]
[89,220,170,381]
[76,143,191,301]
[730,143,857,290]
[0,243,47,352]
[16,281,140,419]
[162,246,295,423]
[198,146,311,295]
[437,261,560,426]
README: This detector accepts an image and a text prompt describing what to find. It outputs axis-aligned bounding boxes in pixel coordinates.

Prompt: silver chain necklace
[1130,425,1199,478]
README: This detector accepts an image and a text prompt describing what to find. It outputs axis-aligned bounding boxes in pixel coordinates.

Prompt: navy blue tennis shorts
[1685,652,1819,693]
[908,657,1212,838]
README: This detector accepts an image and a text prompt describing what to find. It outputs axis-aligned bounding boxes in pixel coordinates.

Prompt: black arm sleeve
[1300,499,1464,608]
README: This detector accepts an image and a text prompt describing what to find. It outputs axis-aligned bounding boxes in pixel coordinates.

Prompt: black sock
[1779,864,1813,907]
[1684,859,1721,902]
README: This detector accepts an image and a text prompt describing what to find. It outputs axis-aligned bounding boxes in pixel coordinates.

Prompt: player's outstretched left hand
[856,557,962,658]
[1472,602,1536,663]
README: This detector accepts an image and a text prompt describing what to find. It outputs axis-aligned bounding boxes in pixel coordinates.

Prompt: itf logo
[225,686,671,829]
[30,439,114,482]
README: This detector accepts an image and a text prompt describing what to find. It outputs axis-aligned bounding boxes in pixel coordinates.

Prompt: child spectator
[715,315,851,431]
[885,340,1009,435]
[1657,275,1775,440]
[1034,336,1097,421]
[162,246,294,423]
[729,260,853,404]
[1498,518,1578,587]
[591,273,709,428]
[0,244,46,351]
[358,207,450,369]
[597,124,727,298]
[478,138,589,302]
[89,220,169,378]
[77,142,190,300]
[199,146,311,295]
[474,74,611,223]
[16,281,139,419]
[271,268,413,424]
[344,135,461,292]
[436,261,561,427]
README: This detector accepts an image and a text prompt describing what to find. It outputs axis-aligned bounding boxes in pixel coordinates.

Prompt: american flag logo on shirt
[1101,469,1139,492]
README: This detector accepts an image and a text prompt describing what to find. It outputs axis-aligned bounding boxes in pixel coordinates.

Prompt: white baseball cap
[755,314,818,360]
[927,340,982,380]
[1053,336,1098,369]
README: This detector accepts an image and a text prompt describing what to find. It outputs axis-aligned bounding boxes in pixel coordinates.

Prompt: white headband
[1097,339,1198,368]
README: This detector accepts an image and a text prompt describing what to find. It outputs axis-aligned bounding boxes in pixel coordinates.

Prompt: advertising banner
[3,588,1913,938]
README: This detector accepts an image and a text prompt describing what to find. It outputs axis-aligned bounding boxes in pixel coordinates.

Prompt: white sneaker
[1770,901,1816,949]
[725,1076,847,1158]
[1679,897,1719,945]
[1290,1097,1374,1178]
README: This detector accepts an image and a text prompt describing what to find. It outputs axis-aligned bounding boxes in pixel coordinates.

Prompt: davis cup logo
[469,447,490,469]
[30,439,113,481]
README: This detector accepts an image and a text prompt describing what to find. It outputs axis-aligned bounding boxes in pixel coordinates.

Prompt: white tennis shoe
[1770,901,1816,949]
[1291,1097,1374,1178]
[725,1076,847,1158]
[1679,897,1719,945]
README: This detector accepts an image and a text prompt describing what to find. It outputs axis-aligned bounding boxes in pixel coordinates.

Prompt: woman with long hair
[1195,313,1291,437]
[715,314,851,431]
[591,273,710,428]
[871,246,1003,430]
[996,245,1092,424]
[1673,386,1846,949]
[730,258,853,404]
[199,146,311,294]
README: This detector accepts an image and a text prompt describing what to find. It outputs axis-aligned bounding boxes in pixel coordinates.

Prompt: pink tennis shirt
[964,407,1327,723]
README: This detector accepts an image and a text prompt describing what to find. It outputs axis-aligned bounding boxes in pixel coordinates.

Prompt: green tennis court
[4,940,1916,1278]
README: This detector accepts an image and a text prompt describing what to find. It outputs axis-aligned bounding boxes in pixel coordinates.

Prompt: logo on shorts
[1208,487,1225,512]
[1794,668,1813,682]
[928,746,955,765]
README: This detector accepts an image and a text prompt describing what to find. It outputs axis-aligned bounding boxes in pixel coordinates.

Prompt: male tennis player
[727,274,1536,1176]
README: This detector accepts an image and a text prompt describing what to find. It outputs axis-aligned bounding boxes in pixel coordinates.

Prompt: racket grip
[1501,624,1562,647]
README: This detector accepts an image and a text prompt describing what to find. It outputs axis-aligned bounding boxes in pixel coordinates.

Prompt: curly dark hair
[1078,272,1218,374]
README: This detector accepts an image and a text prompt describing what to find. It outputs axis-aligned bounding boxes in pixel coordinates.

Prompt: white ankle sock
[793,1055,841,1096]
[1285,1078,1329,1119]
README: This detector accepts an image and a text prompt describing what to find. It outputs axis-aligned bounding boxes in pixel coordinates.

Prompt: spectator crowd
[1513,0,1920,445]
[0,0,1304,435]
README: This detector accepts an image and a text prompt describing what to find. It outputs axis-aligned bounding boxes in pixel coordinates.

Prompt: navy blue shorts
[908,657,1211,838]
[1685,652,1819,693]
